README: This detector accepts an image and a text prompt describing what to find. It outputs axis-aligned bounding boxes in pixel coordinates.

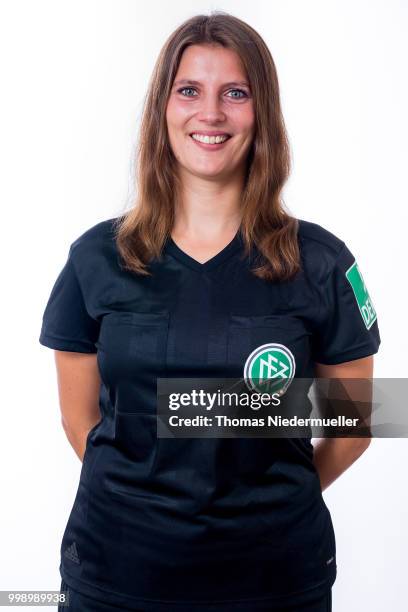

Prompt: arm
[54,350,101,463]
[312,355,374,492]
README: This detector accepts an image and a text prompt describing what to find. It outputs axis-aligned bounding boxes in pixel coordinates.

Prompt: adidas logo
[64,541,80,564]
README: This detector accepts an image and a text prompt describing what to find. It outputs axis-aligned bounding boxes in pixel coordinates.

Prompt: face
[165,44,255,182]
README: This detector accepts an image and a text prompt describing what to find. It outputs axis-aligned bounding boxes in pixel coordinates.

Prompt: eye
[226,89,248,99]
[177,87,198,97]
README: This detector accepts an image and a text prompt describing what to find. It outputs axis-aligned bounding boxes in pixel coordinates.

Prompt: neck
[173,170,245,239]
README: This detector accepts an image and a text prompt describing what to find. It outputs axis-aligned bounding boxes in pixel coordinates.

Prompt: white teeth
[191,133,229,144]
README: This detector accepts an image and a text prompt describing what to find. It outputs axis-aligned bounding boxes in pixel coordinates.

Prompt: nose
[196,94,226,123]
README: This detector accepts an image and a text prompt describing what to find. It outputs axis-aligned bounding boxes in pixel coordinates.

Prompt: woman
[39,12,380,612]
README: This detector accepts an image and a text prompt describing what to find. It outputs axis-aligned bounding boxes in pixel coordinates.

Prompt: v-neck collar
[164,228,244,272]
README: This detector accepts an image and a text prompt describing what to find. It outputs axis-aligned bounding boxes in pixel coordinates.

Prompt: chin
[192,169,229,180]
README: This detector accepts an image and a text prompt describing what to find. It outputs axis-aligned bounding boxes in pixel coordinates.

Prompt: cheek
[165,104,180,140]
[166,99,190,129]
[234,105,255,136]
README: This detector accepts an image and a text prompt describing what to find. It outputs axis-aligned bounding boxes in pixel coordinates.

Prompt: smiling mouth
[189,133,232,145]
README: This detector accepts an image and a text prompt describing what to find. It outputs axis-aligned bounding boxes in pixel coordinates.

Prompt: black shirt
[39,217,380,610]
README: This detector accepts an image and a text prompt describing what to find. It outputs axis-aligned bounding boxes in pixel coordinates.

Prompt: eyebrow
[173,79,250,88]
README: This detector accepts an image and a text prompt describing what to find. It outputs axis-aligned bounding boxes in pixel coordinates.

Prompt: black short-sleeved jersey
[39,217,380,611]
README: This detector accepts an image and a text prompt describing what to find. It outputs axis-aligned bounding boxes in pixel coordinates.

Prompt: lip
[189,131,231,137]
[189,133,231,151]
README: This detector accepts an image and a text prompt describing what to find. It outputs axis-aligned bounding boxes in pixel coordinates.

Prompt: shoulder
[296,218,349,281]
[297,219,345,255]
[69,216,120,260]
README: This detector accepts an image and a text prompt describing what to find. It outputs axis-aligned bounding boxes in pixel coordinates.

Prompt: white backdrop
[0,1,406,610]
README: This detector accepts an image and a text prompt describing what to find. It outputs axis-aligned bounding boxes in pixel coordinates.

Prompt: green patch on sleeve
[345,261,377,329]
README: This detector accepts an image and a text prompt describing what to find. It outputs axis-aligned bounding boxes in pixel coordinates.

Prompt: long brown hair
[113,11,300,282]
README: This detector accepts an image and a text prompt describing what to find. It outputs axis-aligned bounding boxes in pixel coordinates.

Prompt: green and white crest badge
[345,260,377,329]
[244,343,296,396]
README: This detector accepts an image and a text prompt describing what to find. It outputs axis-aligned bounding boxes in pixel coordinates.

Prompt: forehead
[175,44,248,80]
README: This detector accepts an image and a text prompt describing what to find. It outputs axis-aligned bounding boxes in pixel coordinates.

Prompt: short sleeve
[39,246,100,353]
[311,242,381,365]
